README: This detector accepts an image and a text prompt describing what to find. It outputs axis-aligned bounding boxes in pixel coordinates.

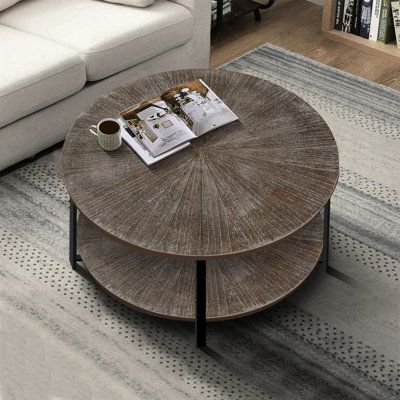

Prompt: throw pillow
[0,0,22,12]
[103,0,155,7]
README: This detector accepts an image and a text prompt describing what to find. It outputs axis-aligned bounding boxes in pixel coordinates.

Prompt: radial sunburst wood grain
[77,214,323,321]
[62,69,339,258]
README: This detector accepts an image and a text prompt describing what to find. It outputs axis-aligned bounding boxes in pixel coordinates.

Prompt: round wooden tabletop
[62,69,339,259]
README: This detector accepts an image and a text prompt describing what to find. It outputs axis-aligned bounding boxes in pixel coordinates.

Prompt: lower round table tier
[61,69,339,259]
[78,214,323,321]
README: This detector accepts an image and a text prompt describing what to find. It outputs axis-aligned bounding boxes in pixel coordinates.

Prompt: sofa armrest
[169,0,211,68]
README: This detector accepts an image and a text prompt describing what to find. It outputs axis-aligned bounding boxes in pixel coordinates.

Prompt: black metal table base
[196,260,207,347]
[69,200,81,270]
[68,196,331,348]
[214,0,275,28]
[319,199,331,272]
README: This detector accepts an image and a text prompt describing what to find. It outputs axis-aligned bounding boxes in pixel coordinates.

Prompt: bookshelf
[321,0,400,63]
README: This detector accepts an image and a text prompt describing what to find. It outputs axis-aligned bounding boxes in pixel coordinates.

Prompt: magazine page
[118,117,190,167]
[161,79,238,137]
[120,98,196,157]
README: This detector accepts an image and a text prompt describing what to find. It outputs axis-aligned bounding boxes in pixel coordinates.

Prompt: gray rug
[0,44,399,400]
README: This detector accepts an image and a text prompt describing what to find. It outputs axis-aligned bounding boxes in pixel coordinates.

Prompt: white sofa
[0,0,211,171]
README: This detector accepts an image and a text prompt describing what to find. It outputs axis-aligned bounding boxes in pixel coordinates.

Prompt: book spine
[334,0,345,30]
[369,0,383,40]
[342,0,353,32]
[360,0,373,37]
[392,1,400,49]
[378,0,396,42]
[377,0,388,40]
[351,0,363,34]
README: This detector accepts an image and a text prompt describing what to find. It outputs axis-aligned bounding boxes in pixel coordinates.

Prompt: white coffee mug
[90,118,122,151]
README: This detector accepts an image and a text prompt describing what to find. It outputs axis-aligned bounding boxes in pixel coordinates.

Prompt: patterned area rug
[0,44,399,400]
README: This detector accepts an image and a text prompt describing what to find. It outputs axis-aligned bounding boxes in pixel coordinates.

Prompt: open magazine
[119,79,238,165]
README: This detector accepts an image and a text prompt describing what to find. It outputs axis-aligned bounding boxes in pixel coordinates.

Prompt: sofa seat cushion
[0,25,86,128]
[0,0,194,81]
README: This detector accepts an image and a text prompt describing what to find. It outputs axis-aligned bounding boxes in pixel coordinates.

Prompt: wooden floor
[211,0,400,90]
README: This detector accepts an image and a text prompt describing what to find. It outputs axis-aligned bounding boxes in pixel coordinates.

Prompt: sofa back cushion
[102,0,155,6]
[0,0,193,81]
[0,0,22,11]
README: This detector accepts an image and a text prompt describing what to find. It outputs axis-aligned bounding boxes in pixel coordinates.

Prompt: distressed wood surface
[62,69,339,259]
[77,213,323,321]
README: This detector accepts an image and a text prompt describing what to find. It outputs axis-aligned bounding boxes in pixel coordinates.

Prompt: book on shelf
[342,0,355,32]
[351,0,363,35]
[369,0,383,40]
[334,0,345,30]
[377,0,396,42]
[360,0,373,37]
[119,79,238,166]
[335,0,362,35]
[392,1,400,48]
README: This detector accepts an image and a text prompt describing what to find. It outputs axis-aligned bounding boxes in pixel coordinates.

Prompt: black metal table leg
[322,199,331,271]
[259,0,275,9]
[216,0,223,28]
[196,260,207,348]
[69,199,80,270]
[256,0,275,21]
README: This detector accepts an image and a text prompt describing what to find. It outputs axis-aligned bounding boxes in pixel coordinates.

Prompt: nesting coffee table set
[61,70,339,348]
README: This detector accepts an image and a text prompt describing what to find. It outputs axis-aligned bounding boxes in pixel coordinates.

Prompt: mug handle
[89,125,97,136]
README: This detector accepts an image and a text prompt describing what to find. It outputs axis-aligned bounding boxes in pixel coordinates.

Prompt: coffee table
[61,69,339,347]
